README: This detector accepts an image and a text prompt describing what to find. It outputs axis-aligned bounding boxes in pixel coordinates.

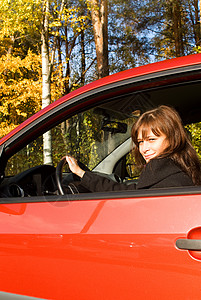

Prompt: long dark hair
[131,105,201,185]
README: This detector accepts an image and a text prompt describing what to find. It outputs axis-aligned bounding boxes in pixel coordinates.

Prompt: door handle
[176,239,201,251]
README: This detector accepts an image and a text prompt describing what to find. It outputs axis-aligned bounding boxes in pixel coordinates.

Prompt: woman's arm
[66,155,136,192]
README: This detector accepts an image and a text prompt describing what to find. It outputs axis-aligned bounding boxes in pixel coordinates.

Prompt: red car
[0,54,201,299]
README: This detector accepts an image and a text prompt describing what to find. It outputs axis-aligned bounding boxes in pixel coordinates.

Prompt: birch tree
[41,0,66,165]
[41,0,52,164]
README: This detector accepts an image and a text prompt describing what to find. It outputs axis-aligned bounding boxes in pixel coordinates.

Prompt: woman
[66,105,201,192]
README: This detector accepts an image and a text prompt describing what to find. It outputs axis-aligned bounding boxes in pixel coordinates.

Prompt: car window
[3,79,201,199]
[5,105,136,177]
[5,89,201,180]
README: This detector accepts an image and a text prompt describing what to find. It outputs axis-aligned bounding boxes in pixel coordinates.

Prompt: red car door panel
[0,193,201,299]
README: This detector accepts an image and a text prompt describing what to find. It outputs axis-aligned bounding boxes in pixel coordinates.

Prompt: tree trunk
[199,0,201,44]
[90,0,109,78]
[41,0,52,165]
[172,0,184,57]
[81,30,86,86]
[64,26,70,94]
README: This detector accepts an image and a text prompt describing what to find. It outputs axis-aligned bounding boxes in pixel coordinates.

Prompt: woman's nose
[141,141,149,153]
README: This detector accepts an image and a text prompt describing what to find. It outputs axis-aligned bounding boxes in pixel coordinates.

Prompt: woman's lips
[144,154,155,161]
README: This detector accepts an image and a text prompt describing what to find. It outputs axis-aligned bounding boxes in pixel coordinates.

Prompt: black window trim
[0,185,201,204]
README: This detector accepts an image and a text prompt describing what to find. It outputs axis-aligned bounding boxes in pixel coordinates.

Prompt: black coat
[80,157,194,192]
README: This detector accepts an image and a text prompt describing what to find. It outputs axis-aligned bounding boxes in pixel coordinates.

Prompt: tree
[88,0,109,78]
[108,0,150,73]
[41,0,53,165]
[41,0,89,164]
[0,0,41,55]
[0,51,42,138]
[0,0,42,138]
[140,0,201,59]
[186,0,201,49]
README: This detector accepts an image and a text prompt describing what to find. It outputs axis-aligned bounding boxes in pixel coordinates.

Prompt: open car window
[2,101,139,198]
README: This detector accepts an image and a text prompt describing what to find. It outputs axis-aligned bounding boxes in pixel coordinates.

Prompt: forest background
[1,0,201,163]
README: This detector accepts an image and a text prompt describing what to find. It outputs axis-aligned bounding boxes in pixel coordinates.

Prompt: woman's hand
[66,156,85,178]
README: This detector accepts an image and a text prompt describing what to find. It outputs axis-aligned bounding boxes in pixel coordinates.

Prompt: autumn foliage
[0,51,42,137]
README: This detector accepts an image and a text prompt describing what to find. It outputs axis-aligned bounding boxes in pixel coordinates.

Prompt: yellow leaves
[0,0,92,140]
[23,50,42,74]
[0,123,17,139]
[0,50,42,137]
[85,0,99,11]
[48,5,90,35]
[49,21,62,28]
[0,79,41,116]
[0,51,41,80]
[0,0,42,38]
[194,46,201,53]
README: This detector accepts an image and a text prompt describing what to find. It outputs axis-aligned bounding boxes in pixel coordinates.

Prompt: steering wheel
[56,157,90,195]
[56,156,122,195]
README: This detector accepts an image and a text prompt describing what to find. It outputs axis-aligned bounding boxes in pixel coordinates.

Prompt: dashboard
[0,165,57,197]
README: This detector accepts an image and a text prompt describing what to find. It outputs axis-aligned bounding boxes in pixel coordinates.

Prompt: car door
[1,54,201,299]
[0,188,201,299]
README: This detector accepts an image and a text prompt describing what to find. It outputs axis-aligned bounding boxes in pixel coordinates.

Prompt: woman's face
[137,127,169,163]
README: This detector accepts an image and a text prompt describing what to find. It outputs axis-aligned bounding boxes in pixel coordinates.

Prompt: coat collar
[136,157,183,189]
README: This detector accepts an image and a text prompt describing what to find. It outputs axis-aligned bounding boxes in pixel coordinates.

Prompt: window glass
[6,106,136,176]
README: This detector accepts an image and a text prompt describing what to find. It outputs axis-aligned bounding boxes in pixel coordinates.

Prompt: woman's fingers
[66,156,85,178]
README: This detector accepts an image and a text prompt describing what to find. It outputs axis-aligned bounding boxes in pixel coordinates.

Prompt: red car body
[1,54,201,299]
